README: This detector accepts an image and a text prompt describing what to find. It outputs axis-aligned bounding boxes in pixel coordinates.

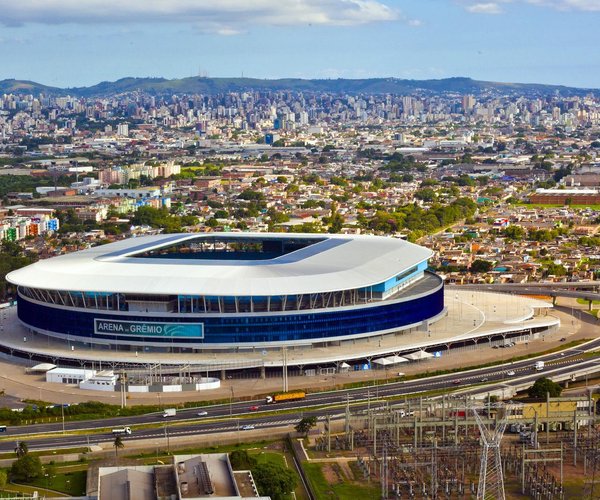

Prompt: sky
[0,0,598,89]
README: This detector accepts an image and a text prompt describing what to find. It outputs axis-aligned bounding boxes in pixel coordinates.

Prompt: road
[2,324,600,452]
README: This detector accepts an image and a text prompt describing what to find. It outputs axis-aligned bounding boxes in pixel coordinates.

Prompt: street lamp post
[164,423,170,454]
[61,404,65,434]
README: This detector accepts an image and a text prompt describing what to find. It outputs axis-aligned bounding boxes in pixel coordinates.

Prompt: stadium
[6,233,445,352]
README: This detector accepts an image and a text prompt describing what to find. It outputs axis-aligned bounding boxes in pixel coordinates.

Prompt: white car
[507,370,516,376]
[241,424,255,430]
[197,411,208,416]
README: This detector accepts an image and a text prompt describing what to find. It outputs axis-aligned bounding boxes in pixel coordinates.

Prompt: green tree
[114,435,124,460]
[10,455,43,483]
[325,202,344,234]
[15,441,28,458]
[213,209,229,219]
[503,225,526,240]
[295,416,317,436]
[414,188,436,202]
[238,189,265,202]
[470,260,494,273]
[229,450,257,470]
[252,462,297,500]
[528,377,562,399]
[543,263,567,277]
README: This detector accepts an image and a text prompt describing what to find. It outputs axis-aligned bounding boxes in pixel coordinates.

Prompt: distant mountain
[0,78,62,95]
[0,76,597,97]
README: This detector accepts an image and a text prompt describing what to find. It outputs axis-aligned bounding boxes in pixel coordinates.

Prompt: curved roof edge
[7,232,434,296]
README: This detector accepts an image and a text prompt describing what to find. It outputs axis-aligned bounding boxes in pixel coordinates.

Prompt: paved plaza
[0,290,584,405]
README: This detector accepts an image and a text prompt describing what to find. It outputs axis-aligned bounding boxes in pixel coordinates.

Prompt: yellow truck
[265,391,306,404]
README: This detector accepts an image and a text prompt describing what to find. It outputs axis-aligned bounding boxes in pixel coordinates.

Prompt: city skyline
[0,0,598,89]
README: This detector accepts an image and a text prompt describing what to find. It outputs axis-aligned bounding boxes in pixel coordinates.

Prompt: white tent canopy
[386,355,409,364]
[403,350,434,361]
[372,355,409,366]
[28,363,57,373]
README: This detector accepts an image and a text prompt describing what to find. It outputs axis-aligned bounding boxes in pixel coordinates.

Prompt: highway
[3,324,600,452]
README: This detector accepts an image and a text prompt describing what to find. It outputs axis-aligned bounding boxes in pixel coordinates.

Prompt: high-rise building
[462,95,476,112]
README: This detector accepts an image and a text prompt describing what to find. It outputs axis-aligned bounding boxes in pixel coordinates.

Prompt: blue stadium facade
[8,233,445,351]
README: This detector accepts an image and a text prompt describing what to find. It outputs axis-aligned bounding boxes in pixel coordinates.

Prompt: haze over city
[0,0,599,88]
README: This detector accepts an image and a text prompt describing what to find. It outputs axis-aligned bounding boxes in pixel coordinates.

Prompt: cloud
[527,0,600,10]
[465,2,504,13]
[0,0,400,31]
[460,0,600,12]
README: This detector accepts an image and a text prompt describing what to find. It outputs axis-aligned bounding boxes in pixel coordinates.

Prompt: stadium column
[260,366,266,379]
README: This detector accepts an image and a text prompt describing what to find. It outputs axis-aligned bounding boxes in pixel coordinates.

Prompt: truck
[265,391,306,404]
[535,361,545,371]
[112,427,132,436]
[162,408,176,417]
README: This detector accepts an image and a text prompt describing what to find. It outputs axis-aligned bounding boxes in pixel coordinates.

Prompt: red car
[249,405,260,411]
[452,379,461,385]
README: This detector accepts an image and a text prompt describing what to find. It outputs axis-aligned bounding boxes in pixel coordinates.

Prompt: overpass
[451,283,600,310]
[462,281,600,290]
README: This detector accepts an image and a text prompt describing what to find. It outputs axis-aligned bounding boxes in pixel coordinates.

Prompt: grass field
[26,469,87,497]
[251,451,300,500]
[129,439,275,461]
[577,298,600,305]
[303,461,380,499]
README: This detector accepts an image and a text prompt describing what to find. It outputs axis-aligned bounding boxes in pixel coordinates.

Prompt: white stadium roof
[7,233,432,297]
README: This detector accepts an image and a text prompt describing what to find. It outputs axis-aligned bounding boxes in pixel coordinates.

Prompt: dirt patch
[337,461,355,481]
[321,464,342,485]
[265,441,284,452]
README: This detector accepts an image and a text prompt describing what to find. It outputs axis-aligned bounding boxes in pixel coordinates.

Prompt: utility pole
[282,347,288,393]
[120,370,128,408]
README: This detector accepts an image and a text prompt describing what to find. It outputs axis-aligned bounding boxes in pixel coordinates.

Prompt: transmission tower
[473,404,510,500]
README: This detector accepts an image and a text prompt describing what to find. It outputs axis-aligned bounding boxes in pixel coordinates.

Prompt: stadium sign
[94,319,203,338]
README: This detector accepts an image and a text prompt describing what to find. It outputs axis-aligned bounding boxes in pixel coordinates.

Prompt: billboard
[94,319,203,338]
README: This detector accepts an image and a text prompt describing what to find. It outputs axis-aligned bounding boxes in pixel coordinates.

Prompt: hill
[0,76,596,97]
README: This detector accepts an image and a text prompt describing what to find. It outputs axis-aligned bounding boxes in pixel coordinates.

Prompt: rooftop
[7,233,432,296]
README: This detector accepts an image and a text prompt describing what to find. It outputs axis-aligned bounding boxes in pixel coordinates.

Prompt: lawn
[250,448,309,500]
[130,439,275,461]
[27,469,87,496]
[251,451,296,500]
[303,462,381,500]
[577,298,600,305]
